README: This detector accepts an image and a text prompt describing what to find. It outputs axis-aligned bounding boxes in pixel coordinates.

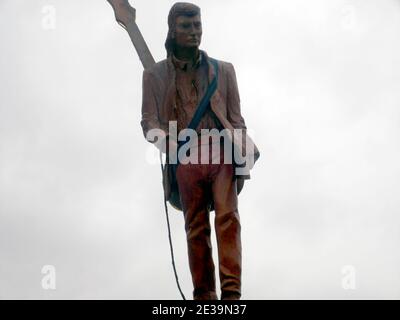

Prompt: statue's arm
[226,62,247,130]
[140,69,168,153]
[225,62,261,167]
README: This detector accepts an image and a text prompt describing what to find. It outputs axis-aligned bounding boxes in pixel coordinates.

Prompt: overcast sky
[1,0,400,299]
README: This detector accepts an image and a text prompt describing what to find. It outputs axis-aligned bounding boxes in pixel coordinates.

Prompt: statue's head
[165,2,202,57]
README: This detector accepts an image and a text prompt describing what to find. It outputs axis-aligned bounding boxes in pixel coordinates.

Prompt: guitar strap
[185,58,219,136]
[173,57,219,170]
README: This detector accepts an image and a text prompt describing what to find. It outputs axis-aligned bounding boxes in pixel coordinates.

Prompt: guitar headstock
[107,0,136,29]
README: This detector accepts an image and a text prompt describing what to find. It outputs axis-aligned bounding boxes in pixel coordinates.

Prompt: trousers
[175,135,242,300]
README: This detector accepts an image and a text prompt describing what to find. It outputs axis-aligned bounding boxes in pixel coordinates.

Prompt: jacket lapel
[202,51,223,116]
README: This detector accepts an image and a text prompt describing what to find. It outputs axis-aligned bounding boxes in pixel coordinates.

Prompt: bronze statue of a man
[141,2,259,300]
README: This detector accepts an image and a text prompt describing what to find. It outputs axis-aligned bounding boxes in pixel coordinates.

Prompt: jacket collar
[171,51,202,71]
[167,50,217,84]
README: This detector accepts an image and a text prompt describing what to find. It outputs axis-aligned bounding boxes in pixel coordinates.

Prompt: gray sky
[0,0,399,299]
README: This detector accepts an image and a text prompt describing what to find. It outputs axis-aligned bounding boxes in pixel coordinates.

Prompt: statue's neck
[173,46,199,63]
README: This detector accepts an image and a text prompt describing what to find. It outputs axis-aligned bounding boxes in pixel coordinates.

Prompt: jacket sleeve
[225,62,260,173]
[226,62,247,130]
[140,69,168,153]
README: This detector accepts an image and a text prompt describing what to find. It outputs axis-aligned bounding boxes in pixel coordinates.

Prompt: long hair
[165,2,201,57]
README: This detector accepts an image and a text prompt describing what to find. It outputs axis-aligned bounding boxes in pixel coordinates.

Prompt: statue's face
[173,14,202,49]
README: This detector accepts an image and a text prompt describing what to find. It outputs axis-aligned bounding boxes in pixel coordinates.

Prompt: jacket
[140,50,260,207]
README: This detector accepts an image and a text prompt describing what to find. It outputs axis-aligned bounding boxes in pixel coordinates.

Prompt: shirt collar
[172,50,203,71]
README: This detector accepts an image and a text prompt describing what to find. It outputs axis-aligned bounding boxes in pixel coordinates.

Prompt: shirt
[172,51,222,136]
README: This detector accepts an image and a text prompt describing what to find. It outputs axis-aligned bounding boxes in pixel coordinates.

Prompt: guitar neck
[125,21,155,70]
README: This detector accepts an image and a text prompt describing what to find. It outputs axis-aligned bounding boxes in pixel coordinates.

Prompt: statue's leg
[211,146,241,300]
[176,161,217,300]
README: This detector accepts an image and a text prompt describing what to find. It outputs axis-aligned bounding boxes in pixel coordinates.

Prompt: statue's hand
[107,0,136,29]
